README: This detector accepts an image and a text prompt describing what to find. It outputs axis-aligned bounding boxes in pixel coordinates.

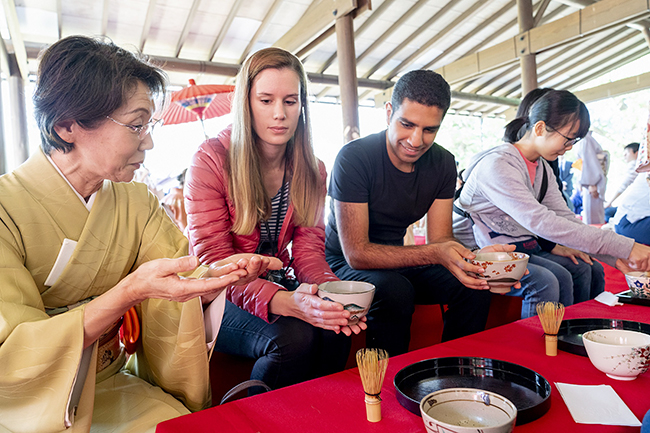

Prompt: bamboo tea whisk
[356,348,389,422]
[536,301,565,356]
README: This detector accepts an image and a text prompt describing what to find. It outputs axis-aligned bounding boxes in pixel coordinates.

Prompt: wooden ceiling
[2,0,650,117]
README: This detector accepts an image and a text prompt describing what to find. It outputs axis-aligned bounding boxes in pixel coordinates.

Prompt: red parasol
[161,79,235,138]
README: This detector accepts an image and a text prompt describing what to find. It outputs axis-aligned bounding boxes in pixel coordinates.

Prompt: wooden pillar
[335,13,360,143]
[517,0,538,96]
[8,53,29,168]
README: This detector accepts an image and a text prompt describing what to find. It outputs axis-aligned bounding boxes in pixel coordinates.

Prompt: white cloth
[611,173,650,225]
[613,160,639,197]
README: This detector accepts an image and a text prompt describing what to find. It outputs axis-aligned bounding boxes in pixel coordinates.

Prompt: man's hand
[588,185,599,199]
[475,244,526,289]
[550,245,593,265]
[430,241,490,290]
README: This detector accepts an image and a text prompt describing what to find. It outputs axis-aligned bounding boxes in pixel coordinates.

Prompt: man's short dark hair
[33,35,167,154]
[390,70,451,116]
[624,142,640,153]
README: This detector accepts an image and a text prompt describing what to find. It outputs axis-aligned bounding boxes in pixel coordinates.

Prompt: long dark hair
[503,90,590,144]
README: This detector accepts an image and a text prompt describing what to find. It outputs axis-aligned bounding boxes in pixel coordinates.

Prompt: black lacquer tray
[394,357,551,425]
[557,318,650,356]
[616,290,650,307]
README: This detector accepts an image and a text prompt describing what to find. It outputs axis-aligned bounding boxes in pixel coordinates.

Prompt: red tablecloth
[157,300,650,433]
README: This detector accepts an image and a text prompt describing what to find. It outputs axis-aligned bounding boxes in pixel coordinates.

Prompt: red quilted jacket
[185,126,339,322]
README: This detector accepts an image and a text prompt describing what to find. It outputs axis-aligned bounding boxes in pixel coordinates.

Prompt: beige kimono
[0,150,212,432]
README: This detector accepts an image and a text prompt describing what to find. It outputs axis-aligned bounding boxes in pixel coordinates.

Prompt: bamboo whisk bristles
[536,301,565,356]
[356,348,389,422]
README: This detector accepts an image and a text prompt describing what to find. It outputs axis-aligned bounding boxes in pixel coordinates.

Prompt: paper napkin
[594,291,623,306]
[555,383,641,426]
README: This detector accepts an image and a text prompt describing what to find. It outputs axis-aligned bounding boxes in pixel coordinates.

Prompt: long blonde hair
[229,47,321,235]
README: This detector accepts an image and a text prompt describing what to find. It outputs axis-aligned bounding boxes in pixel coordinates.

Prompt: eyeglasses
[546,125,581,148]
[106,116,162,140]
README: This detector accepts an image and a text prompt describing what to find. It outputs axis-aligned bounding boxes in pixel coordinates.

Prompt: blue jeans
[507,254,573,319]
[538,251,605,303]
[214,300,351,395]
[616,215,650,245]
[326,255,492,357]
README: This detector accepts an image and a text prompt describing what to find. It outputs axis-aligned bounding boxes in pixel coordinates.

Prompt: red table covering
[157,298,650,433]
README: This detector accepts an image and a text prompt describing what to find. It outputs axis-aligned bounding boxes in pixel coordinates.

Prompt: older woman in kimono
[0,36,278,433]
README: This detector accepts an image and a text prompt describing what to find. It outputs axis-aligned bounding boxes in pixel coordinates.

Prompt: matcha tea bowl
[582,329,650,381]
[420,388,517,433]
[469,252,529,294]
[317,281,375,325]
[624,272,650,299]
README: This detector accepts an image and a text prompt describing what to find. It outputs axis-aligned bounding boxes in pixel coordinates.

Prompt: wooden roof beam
[239,0,283,63]
[382,0,494,80]
[273,0,357,53]
[491,28,633,97]
[553,43,648,89]
[1,0,28,79]
[139,0,158,52]
[434,0,650,85]
[574,71,650,103]
[174,0,201,58]
[101,0,109,35]
[208,0,245,61]
[56,0,62,39]
[364,0,467,79]
[355,0,428,66]
[317,0,395,74]
[422,0,516,71]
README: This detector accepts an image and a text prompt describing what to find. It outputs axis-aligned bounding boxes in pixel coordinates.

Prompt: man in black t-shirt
[326,70,502,356]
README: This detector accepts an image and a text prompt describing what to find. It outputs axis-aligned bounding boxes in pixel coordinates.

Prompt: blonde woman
[185,47,363,393]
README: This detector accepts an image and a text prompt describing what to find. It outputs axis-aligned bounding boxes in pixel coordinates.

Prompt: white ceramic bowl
[469,252,529,294]
[317,281,375,325]
[624,272,650,299]
[420,388,517,433]
[582,329,650,381]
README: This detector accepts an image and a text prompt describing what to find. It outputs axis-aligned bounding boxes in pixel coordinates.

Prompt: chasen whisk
[536,301,565,356]
[356,348,389,422]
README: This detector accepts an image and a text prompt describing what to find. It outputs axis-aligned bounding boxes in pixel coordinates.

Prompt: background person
[454,90,650,316]
[185,47,360,394]
[0,36,276,432]
[604,142,639,221]
[611,173,650,245]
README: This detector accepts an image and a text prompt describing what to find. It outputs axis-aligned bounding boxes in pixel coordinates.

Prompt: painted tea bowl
[420,388,517,433]
[624,272,650,299]
[317,281,375,325]
[582,329,650,381]
[469,252,529,294]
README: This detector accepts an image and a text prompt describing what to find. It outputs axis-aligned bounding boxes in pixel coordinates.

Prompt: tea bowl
[317,281,375,325]
[469,252,529,294]
[582,329,650,381]
[624,272,650,299]
[420,388,517,433]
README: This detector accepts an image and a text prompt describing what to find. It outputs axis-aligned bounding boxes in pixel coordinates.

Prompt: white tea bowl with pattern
[624,272,650,299]
[582,329,650,381]
[420,388,517,433]
[469,252,529,294]
[317,281,375,325]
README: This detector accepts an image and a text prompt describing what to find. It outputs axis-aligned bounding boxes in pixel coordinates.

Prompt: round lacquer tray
[394,356,551,425]
[557,318,650,357]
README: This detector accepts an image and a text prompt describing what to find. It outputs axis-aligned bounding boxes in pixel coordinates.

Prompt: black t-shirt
[326,129,457,257]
